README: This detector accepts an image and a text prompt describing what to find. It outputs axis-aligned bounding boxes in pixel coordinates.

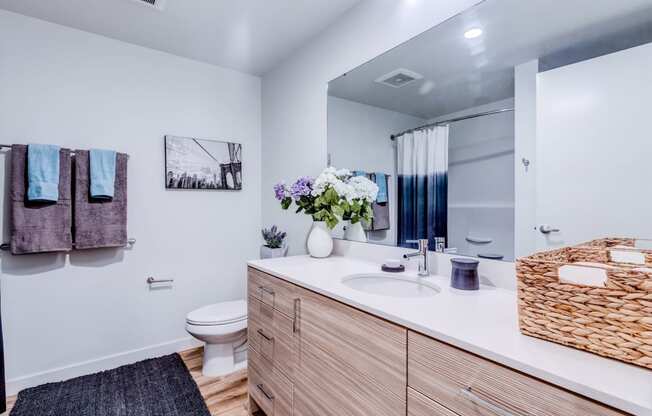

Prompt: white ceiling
[0,0,362,75]
[329,0,652,119]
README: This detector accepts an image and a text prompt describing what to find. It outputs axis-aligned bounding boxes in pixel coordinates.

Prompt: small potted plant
[260,225,288,259]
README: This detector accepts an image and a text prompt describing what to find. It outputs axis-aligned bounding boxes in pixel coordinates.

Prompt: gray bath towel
[74,150,128,249]
[367,173,390,231]
[10,144,72,254]
[371,199,390,231]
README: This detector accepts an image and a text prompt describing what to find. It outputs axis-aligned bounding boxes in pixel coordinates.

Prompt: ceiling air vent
[130,0,166,10]
[375,68,423,88]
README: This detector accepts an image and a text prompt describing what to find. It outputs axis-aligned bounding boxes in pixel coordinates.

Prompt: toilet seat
[186,300,247,326]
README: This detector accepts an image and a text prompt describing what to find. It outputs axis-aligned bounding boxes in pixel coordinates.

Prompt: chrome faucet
[403,239,430,276]
[433,237,457,254]
[433,237,446,253]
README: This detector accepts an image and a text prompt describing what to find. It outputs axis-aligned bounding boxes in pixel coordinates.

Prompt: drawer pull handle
[259,286,275,296]
[256,383,275,401]
[460,387,518,416]
[293,298,301,333]
[257,328,274,342]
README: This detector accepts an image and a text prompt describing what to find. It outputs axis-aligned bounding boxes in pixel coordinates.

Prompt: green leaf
[324,187,339,204]
[332,204,345,218]
[326,214,339,229]
[281,197,292,210]
[314,209,329,221]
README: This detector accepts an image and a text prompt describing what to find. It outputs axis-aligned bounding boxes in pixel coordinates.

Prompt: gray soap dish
[381,264,405,273]
[478,253,504,260]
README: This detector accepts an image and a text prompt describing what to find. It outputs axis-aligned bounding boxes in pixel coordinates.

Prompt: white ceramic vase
[307,221,333,258]
[344,221,367,243]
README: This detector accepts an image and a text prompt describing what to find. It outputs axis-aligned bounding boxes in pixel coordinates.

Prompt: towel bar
[0,144,129,159]
[0,238,136,251]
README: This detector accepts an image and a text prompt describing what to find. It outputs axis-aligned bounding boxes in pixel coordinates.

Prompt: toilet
[186,300,248,377]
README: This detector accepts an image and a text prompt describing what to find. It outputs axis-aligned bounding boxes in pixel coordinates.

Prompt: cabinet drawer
[248,296,297,379]
[249,347,293,416]
[408,331,627,416]
[408,388,457,416]
[248,267,298,317]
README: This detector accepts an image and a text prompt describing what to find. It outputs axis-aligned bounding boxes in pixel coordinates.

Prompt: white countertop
[248,255,652,416]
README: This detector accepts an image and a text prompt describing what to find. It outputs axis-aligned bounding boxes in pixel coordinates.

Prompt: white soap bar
[610,250,646,265]
[558,265,607,288]
[385,258,402,269]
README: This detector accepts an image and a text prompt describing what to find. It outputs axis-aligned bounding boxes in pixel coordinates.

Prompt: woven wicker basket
[578,237,652,258]
[517,246,652,369]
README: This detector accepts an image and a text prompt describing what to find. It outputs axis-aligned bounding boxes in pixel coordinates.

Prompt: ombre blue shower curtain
[396,125,449,248]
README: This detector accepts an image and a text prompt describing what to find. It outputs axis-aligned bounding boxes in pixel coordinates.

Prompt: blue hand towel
[27,144,61,202]
[90,149,117,199]
[375,172,388,203]
[353,170,366,177]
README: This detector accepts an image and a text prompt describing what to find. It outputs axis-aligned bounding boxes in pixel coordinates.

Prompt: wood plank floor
[2,346,249,416]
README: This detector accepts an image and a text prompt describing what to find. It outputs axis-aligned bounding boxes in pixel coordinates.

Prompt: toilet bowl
[186,300,247,377]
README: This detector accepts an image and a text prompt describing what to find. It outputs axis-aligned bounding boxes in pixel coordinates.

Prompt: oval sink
[342,273,440,298]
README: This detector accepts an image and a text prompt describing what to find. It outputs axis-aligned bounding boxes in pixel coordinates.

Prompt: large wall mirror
[327,0,652,261]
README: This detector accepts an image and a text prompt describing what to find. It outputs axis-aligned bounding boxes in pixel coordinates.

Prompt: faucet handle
[406,239,429,250]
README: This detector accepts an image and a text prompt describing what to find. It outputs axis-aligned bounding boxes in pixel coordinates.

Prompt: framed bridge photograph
[164,135,242,190]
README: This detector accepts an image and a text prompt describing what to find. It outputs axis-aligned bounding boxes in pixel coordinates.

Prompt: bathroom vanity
[246,255,651,416]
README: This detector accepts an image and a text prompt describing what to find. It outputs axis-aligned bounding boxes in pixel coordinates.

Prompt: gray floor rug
[10,353,210,416]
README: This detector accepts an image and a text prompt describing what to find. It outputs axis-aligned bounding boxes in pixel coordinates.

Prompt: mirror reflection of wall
[327,0,652,261]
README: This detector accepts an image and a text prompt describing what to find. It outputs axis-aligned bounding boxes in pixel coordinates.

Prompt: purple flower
[290,176,313,200]
[274,182,288,201]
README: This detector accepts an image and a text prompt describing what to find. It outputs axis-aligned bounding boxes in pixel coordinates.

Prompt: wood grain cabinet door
[292,286,407,416]
[408,331,628,416]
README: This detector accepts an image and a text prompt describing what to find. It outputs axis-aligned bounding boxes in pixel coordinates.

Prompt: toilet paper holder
[147,276,174,284]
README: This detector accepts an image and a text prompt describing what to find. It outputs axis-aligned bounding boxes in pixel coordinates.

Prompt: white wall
[327,96,425,245]
[0,10,261,393]
[262,0,481,255]
[535,42,652,249]
[430,99,515,261]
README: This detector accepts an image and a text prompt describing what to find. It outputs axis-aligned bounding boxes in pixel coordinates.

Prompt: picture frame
[164,135,242,190]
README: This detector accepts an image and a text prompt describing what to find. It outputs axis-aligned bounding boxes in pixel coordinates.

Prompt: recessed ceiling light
[464,28,483,39]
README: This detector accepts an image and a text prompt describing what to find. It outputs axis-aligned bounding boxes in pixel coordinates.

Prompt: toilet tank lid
[187,300,247,325]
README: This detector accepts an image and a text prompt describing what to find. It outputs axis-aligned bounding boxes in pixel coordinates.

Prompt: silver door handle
[257,328,274,342]
[460,387,519,416]
[539,225,560,234]
[258,286,275,296]
[293,298,301,333]
[256,384,275,401]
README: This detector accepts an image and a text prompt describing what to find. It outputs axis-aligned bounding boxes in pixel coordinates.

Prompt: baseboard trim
[6,337,202,396]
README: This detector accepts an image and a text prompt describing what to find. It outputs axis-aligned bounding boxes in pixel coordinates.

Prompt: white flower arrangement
[275,167,379,228]
[347,175,379,203]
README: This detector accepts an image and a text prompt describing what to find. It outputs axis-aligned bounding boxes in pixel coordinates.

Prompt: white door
[535,42,652,252]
